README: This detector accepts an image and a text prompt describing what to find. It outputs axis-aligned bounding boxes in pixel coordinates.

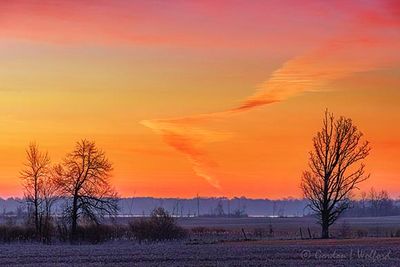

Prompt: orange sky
[0,0,399,198]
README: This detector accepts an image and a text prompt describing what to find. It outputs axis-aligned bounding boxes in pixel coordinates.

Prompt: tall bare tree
[301,110,370,239]
[55,140,118,240]
[20,143,51,236]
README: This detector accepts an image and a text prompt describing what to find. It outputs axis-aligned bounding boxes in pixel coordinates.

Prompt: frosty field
[0,238,398,266]
[1,216,400,266]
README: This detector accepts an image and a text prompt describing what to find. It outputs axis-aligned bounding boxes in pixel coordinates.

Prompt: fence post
[241,228,248,240]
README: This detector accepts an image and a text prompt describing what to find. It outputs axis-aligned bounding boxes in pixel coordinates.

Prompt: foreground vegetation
[2,215,400,244]
[0,207,187,244]
[1,212,400,266]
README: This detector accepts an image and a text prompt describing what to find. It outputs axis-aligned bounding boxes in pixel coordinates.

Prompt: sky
[0,0,399,198]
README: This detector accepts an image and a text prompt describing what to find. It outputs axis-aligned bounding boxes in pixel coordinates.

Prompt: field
[0,238,397,266]
[1,216,400,266]
[176,216,400,239]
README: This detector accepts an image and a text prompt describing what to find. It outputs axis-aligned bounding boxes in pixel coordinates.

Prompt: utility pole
[197,193,200,217]
[228,198,231,216]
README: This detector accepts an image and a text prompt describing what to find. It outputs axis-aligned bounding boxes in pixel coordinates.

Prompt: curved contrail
[141,1,400,188]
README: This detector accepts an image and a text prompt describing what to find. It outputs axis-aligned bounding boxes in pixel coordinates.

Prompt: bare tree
[20,143,51,236]
[214,199,225,216]
[301,110,370,239]
[42,165,62,238]
[368,188,393,217]
[55,140,118,240]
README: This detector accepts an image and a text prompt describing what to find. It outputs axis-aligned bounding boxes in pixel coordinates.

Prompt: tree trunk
[321,218,329,239]
[34,177,41,238]
[70,196,78,242]
[34,200,39,231]
[34,198,40,238]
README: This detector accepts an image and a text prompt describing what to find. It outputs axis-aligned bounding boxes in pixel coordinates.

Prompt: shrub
[0,225,36,242]
[394,229,400,237]
[0,217,132,244]
[253,228,266,238]
[55,218,69,242]
[356,229,368,238]
[41,217,56,243]
[191,226,208,235]
[129,207,187,242]
[191,227,227,235]
[73,224,118,244]
[337,220,352,239]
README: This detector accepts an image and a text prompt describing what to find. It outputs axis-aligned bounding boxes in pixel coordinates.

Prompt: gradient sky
[0,0,399,198]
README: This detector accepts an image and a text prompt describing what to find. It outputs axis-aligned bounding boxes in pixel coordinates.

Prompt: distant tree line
[343,189,400,217]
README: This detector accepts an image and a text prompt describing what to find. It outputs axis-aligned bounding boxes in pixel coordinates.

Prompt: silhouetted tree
[368,188,393,217]
[20,143,51,237]
[301,110,370,239]
[55,140,118,241]
[43,165,61,219]
[41,165,62,241]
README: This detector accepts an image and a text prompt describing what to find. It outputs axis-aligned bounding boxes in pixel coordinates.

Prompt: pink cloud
[0,0,350,50]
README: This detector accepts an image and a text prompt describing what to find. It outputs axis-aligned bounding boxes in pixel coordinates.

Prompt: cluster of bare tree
[344,189,400,217]
[199,198,247,218]
[20,140,118,242]
[16,110,376,242]
[301,110,371,239]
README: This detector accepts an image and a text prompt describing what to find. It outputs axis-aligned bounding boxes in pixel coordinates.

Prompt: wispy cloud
[141,0,400,188]
[140,119,231,189]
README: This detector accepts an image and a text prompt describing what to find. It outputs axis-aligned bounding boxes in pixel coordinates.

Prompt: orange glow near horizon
[0,0,399,199]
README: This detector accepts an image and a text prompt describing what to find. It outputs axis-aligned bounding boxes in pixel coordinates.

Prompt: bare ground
[0,238,398,266]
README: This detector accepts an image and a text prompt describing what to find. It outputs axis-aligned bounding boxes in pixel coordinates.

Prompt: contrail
[140,119,231,189]
[141,1,399,188]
